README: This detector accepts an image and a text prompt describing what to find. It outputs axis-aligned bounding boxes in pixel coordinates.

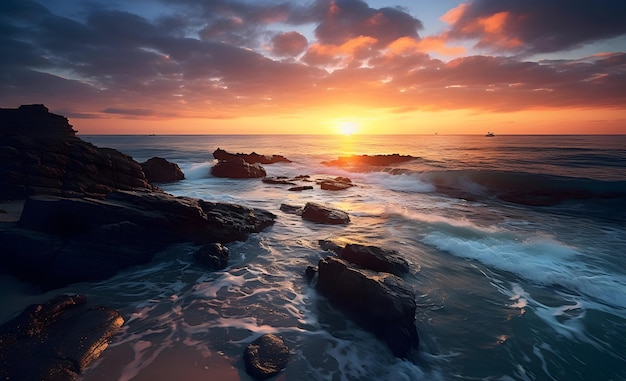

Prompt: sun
[338,122,359,135]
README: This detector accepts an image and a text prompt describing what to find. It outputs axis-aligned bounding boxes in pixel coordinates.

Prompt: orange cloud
[388,36,465,57]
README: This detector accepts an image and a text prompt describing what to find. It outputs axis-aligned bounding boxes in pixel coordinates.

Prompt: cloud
[442,0,626,54]
[314,0,422,46]
[271,31,308,57]
[0,0,624,123]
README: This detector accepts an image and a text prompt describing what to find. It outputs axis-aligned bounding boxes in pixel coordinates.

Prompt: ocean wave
[422,231,626,311]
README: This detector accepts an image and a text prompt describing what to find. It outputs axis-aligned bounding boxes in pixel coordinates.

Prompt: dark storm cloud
[444,0,626,54]
[271,31,308,57]
[0,0,624,119]
[314,0,422,46]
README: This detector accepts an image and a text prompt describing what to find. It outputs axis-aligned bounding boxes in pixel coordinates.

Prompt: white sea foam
[180,161,214,180]
[422,231,626,310]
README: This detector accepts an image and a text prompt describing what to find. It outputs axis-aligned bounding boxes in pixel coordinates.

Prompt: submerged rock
[193,242,230,270]
[0,294,123,381]
[243,334,290,380]
[302,202,350,225]
[140,157,185,183]
[211,157,267,178]
[316,257,419,358]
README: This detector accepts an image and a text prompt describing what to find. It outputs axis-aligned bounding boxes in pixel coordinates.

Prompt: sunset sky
[1,0,625,134]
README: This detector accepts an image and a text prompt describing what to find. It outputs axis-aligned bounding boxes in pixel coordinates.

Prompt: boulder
[0,191,275,290]
[243,334,290,380]
[280,203,303,215]
[140,157,185,183]
[316,257,419,358]
[320,177,353,191]
[318,239,343,255]
[340,244,411,276]
[211,157,266,178]
[193,243,230,270]
[302,202,350,225]
[0,294,123,381]
[213,148,291,164]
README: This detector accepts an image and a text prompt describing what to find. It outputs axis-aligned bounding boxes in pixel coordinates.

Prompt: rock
[320,177,353,191]
[0,191,275,290]
[305,265,317,282]
[318,239,343,255]
[211,157,267,178]
[316,257,419,358]
[140,157,185,183]
[262,177,296,185]
[288,185,313,191]
[0,294,123,381]
[322,154,416,167]
[302,202,350,225]
[280,203,303,215]
[0,105,156,200]
[340,244,410,276]
[213,148,291,164]
[193,243,230,270]
[243,334,289,380]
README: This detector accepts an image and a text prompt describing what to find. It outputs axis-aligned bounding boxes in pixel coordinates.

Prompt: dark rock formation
[288,185,313,191]
[340,244,410,276]
[0,105,155,200]
[262,177,296,185]
[193,243,230,270]
[0,191,275,290]
[322,154,416,167]
[213,148,291,164]
[243,334,290,380]
[318,239,343,255]
[140,157,185,183]
[320,177,353,191]
[211,157,267,178]
[302,202,350,225]
[316,257,419,358]
[0,294,123,381]
[279,203,303,215]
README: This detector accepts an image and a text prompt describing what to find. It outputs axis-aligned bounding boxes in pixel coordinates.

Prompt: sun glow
[338,122,359,135]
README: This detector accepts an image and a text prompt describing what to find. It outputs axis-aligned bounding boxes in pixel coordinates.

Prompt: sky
[1,0,625,134]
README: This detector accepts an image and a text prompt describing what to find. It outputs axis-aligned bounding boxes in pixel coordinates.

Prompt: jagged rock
[316,257,419,358]
[211,157,267,178]
[288,185,313,191]
[193,243,230,270]
[280,203,303,215]
[262,177,296,185]
[322,154,416,167]
[320,177,353,191]
[318,239,343,255]
[140,157,185,183]
[0,294,123,381]
[0,191,275,290]
[340,244,411,276]
[0,105,155,200]
[243,334,289,380]
[302,202,350,225]
[213,148,291,164]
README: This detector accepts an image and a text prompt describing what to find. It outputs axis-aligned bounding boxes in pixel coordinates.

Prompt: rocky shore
[0,105,422,379]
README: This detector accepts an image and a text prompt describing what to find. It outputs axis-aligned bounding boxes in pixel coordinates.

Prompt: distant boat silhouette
[486,132,495,137]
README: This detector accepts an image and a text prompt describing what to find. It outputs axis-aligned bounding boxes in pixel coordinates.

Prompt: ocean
[2,134,625,380]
